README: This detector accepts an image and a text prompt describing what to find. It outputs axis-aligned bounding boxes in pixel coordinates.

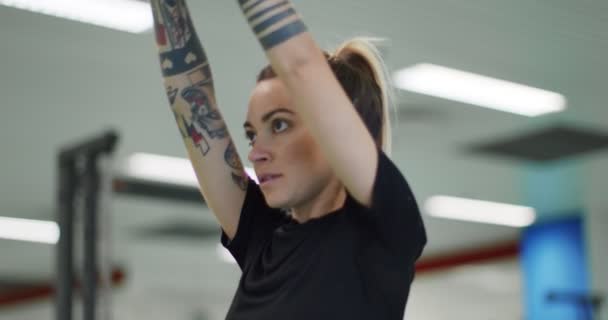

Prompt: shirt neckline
[281,193,354,230]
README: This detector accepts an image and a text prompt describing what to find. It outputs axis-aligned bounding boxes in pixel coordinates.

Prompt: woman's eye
[272,119,289,133]
[245,131,256,146]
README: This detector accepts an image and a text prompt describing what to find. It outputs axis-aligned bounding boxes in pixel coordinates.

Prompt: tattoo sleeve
[225,142,248,190]
[237,0,308,50]
[151,0,247,190]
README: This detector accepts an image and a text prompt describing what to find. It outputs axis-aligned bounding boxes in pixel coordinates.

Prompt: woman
[150,0,427,319]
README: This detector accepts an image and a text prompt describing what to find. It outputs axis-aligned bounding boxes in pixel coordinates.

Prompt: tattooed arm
[152,0,247,239]
[237,0,378,207]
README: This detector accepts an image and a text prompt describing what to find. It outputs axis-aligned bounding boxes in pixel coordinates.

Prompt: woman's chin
[262,192,288,209]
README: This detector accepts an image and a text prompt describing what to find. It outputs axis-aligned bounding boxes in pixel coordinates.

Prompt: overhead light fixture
[393,63,566,117]
[125,153,199,187]
[424,195,536,227]
[124,153,258,187]
[0,216,59,244]
[0,0,153,34]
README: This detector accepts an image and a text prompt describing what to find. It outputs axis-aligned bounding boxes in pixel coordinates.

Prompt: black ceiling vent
[133,221,220,241]
[468,125,608,162]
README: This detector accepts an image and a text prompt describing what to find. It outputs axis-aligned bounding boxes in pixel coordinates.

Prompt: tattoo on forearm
[182,88,227,139]
[166,85,179,105]
[231,172,248,191]
[152,0,246,184]
[151,0,227,157]
[238,0,308,50]
[164,65,226,156]
[224,141,241,169]
[171,112,189,139]
[152,0,207,77]
[170,67,226,156]
[183,112,211,155]
[225,142,248,190]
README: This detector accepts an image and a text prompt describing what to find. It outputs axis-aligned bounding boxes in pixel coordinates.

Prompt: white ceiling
[0,0,607,318]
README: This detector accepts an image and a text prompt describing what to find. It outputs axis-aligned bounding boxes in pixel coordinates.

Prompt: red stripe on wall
[416,240,520,274]
[0,241,520,308]
[0,268,125,308]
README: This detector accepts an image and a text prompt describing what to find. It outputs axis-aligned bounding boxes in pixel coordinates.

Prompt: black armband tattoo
[238,0,308,50]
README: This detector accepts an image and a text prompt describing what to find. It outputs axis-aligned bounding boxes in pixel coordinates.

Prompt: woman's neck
[290,179,347,224]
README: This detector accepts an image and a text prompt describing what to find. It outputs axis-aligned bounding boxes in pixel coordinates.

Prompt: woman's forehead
[246,79,294,123]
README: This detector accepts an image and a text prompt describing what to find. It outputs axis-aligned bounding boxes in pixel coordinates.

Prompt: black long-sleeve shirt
[221,150,427,319]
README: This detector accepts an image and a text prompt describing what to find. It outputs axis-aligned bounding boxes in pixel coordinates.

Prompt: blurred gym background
[0,0,606,319]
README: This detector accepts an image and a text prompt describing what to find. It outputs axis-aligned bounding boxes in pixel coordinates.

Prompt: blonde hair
[332,37,393,156]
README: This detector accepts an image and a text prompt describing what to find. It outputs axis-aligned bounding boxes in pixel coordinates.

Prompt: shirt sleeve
[362,148,427,263]
[220,178,286,270]
[353,149,428,318]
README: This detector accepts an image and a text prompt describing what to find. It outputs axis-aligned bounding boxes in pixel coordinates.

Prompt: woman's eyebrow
[243,108,294,128]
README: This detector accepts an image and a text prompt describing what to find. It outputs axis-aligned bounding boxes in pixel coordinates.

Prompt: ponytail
[331,37,393,156]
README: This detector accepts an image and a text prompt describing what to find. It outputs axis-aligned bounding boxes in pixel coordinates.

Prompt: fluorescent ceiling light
[125,153,258,187]
[424,195,536,227]
[0,0,153,33]
[393,63,566,117]
[125,153,199,187]
[0,216,59,244]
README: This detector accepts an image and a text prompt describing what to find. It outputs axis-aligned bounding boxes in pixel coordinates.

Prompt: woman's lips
[259,174,282,186]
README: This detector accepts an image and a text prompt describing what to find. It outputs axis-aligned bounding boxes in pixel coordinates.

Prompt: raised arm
[151,0,247,239]
[237,0,378,206]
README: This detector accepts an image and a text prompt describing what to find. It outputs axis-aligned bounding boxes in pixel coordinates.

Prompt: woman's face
[244,78,335,209]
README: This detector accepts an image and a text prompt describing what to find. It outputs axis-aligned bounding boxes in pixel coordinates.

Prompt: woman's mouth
[258,174,282,186]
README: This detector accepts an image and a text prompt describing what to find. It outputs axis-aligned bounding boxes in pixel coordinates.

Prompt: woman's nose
[248,144,271,163]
